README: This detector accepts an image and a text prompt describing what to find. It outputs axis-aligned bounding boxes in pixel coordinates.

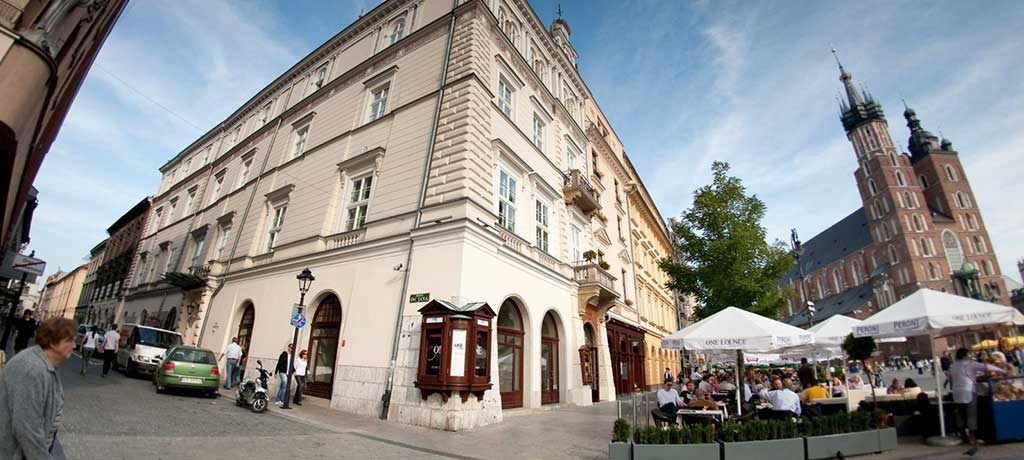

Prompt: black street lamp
[281,267,315,410]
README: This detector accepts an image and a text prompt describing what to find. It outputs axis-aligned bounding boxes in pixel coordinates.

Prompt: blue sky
[31,0,1024,287]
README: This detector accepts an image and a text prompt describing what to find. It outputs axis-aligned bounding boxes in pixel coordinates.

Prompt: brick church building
[781,54,1010,350]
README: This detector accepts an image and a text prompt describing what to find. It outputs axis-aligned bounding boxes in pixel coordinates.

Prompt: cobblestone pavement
[56,353,1022,459]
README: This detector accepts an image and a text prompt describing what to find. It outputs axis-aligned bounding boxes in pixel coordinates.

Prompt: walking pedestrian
[79,326,101,376]
[13,310,37,354]
[663,367,673,384]
[915,359,923,375]
[219,337,244,389]
[101,325,119,377]
[950,347,1005,456]
[293,350,308,406]
[0,317,77,459]
[275,344,293,406]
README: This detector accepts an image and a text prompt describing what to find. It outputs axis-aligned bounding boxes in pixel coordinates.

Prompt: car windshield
[168,348,215,364]
[137,328,181,348]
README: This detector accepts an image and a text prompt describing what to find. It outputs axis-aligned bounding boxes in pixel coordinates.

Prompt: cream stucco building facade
[121,0,679,431]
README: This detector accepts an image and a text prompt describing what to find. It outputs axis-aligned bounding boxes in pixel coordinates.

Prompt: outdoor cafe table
[677,408,725,424]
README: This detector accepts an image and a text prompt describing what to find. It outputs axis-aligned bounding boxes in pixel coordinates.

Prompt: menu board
[450,329,467,377]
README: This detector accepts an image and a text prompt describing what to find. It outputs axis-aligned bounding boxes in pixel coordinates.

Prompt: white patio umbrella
[853,289,1024,444]
[662,306,815,415]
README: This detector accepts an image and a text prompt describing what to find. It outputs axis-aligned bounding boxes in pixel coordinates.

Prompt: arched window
[864,125,879,149]
[881,197,890,213]
[832,268,843,293]
[816,276,826,299]
[871,201,882,219]
[880,222,890,240]
[497,299,525,409]
[955,192,970,208]
[967,214,978,230]
[307,295,342,399]
[889,153,898,166]
[972,236,986,253]
[895,171,906,187]
[921,238,932,256]
[868,179,878,196]
[945,165,957,181]
[540,312,560,404]
[919,175,929,189]
[904,192,916,209]
[982,260,993,276]
[236,303,255,365]
[896,193,905,208]
[851,261,863,286]
[888,245,899,265]
[912,215,924,232]
[928,263,939,280]
[388,14,406,45]
[942,230,964,272]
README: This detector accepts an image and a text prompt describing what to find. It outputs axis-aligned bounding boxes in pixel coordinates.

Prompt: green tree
[660,161,792,320]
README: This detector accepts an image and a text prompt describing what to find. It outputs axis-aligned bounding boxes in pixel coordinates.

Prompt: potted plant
[599,260,611,270]
[631,423,719,460]
[583,250,598,263]
[609,418,632,460]
[720,419,803,460]
[803,411,894,459]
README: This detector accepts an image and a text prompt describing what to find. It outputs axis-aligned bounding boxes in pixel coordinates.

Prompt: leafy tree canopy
[660,161,792,320]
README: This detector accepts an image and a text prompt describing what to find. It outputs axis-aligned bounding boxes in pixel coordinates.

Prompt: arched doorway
[236,303,255,375]
[306,295,342,399]
[162,308,177,331]
[581,322,598,402]
[540,312,559,404]
[497,299,524,409]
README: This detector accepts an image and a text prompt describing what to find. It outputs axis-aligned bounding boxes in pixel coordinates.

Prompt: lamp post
[807,301,817,328]
[281,267,315,410]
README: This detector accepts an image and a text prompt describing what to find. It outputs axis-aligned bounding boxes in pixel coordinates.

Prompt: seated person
[656,381,682,414]
[719,375,738,392]
[679,381,696,404]
[847,375,865,389]
[765,378,802,416]
[699,376,719,394]
[801,380,829,403]
[687,389,719,410]
[902,378,922,398]
[830,377,846,397]
[886,377,903,395]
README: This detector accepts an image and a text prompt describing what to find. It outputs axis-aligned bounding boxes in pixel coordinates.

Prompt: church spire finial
[557,3,563,19]
[831,48,862,107]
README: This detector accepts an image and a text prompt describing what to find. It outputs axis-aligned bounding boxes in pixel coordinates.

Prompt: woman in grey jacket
[0,317,77,460]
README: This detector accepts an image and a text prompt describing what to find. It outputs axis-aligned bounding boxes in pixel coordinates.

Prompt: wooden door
[306,296,341,399]
[497,300,524,409]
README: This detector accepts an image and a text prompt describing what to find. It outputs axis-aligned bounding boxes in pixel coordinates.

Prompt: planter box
[722,438,803,460]
[608,442,632,460]
[878,427,897,451]
[632,443,720,460]
[805,430,879,459]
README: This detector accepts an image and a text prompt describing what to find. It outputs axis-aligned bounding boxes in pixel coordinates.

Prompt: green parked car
[153,345,220,397]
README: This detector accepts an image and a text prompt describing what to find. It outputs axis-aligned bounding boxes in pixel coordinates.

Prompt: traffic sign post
[290,313,307,328]
[1,252,42,349]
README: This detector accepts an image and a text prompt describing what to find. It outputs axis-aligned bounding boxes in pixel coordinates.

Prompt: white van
[115,324,182,377]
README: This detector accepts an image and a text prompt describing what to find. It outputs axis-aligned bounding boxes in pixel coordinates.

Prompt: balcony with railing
[563,169,600,215]
[162,264,211,290]
[573,261,618,312]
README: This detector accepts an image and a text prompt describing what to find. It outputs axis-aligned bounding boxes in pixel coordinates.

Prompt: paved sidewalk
[218,386,1023,460]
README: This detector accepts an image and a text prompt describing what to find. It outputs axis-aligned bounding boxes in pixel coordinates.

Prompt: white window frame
[265,205,287,253]
[945,164,958,181]
[190,234,206,268]
[497,77,514,118]
[535,199,549,253]
[498,169,517,232]
[570,224,582,262]
[216,224,232,260]
[868,179,878,196]
[236,154,254,190]
[532,114,545,150]
[388,13,407,45]
[290,123,310,160]
[210,170,226,205]
[344,175,374,231]
[367,82,390,122]
[168,197,179,222]
[895,170,906,187]
[308,64,328,96]
[184,186,198,215]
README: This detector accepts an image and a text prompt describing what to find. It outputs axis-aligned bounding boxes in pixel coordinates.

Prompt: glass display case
[983,376,1024,442]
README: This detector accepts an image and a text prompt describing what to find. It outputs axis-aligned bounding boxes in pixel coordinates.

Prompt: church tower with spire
[833,50,1009,306]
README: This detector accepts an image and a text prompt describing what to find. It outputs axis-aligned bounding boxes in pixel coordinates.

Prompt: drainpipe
[196,118,284,347]
[380,7,458,420]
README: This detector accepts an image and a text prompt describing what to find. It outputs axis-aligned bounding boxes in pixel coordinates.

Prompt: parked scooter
[236,360,270,413]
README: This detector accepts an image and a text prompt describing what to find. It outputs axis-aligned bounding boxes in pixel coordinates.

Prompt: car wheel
[126,360,137,378]
[207,391,219,399]
[251,397,267,413]
[156,384,165,394]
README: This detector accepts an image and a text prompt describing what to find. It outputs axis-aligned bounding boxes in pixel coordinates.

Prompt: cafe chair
[651,408,677,426]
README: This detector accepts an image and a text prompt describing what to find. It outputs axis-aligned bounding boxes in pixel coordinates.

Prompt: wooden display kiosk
[414,300,495,402]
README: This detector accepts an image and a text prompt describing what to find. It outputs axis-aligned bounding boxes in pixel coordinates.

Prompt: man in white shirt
[79,326,102,376]
[719,375,737,392]
[949,348,1005,454]
[691,368,702,383]
[656,381,682,414]
[765,378,801,416]
[220,337,244,389]
[101,325,120,377]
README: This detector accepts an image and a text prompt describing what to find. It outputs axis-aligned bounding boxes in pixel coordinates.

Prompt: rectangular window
[236,156,253,189]
[308,65,328,96]
[498,170,517,231]
[151,208,164,233]
[368,84,390,122]
[265,206,287,252]
[231,127,241,145]
[532,115,544,150]
[210,170,225,204]
[535,200,549,253]
[183,158,192,177]
[259,102,273,125]
[497,78,513,117]
[184,187,198,215]
[571,225,582,262]
[190,235,206,268]
[290,125,309,159]
[168,198,179,222]
[345,176,373,231]
[216,225,232,259]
